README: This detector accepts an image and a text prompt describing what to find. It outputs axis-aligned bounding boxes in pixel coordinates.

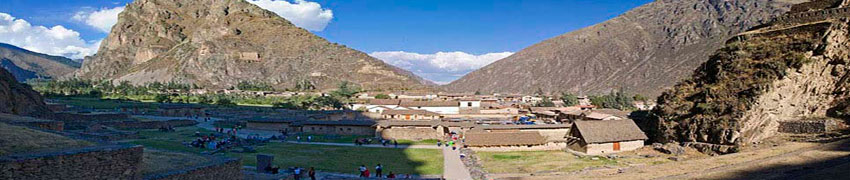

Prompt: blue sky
[0,0,652,83]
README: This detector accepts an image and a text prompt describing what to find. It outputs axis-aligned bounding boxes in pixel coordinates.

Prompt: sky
[0,0,652,84]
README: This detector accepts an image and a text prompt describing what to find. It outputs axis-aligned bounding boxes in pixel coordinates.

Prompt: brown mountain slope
[446,0,805,96]
[650,0,850,153]
[0,67,52,117]
[0,43,80,81]
[75,0,429,90]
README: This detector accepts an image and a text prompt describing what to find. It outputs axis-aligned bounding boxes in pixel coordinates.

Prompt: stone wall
[467,142,566,152]
[378,126,443,140]
[53,112,131,130]
[101,119,198,129]
[778,119,840,134]
[0,144,143,180]
[144,158,243,180]
[8,120,64,131]
[772,7,850,27]
[301,125,375,136]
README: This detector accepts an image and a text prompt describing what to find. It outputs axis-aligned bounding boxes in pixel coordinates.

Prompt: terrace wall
[101,119,198,129]
[0,144,143,180]
[378,126,443,140]
[144,158,243,180]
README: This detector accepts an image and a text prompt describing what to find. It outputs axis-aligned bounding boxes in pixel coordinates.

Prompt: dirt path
[442,146,473,180]
[509,138,850,180]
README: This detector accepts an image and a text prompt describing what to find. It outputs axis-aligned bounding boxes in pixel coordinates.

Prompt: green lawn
[129,127,444,175]
[52,97,158,109]
[476,151,618,174]
[232,143,444,175]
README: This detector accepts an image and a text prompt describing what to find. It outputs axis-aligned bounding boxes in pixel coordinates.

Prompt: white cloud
[369,51,514,84]
[73,6,124,33]
[247,0,333,31]
[0,13,99,59]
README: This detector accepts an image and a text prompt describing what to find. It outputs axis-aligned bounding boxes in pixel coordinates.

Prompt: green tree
[154,94,170,103]
[560,92,579,106]
[374,94,391,99]
[535,98,556,107]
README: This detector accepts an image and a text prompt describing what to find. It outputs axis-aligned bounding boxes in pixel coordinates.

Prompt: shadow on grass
[232,142,442,176]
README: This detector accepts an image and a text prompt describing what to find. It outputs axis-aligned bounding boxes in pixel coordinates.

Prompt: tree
[561,92,579,106]
[474,90,482,95]
[154,94,170,103]
[374,94,391,99]
[589,90,635,111]
[633,94,649,102]
[535,97,556,107]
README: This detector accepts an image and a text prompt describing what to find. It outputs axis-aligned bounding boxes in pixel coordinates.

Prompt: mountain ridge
[445,0,805,96]
[0,43,81,82]
[75,0,430,91]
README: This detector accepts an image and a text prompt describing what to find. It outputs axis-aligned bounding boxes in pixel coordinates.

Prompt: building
[375,120,446,140]
[464,131,564,151]
[400,101,460,115]
[245,116,310,132]
[381,109,441,120]
[567,119,648,155]
[473,124,571,142]
[294,120,376,136]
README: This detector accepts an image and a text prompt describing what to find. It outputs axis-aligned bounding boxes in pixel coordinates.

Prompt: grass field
[0,122,94,156]
[129,127,444,175]
[52,97,158,109]
[476,151,618,174]
[232,143,444,175]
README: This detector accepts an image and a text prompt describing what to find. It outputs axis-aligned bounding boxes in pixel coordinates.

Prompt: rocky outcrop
[445,0,800,96]
[0,43,80,81]
[75,0,429,91]
[650,1,850,151]
[0,67,52,117]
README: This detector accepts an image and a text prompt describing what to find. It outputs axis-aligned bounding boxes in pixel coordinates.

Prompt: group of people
[354,138,400,148]
[290,167,317,180]
[214,126,243,135]
[358,164,407,178]
[158,125,175,132]
[190,132,236,150]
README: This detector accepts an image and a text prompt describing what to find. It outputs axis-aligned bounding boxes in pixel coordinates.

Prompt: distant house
[567,119,648,155]
[582,112,621,121]
[381,109,441,120]
[400,101,460,115]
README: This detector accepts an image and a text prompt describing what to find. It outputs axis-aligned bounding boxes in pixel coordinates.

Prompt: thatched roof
[464,131,547,147]
[572,119,647,144]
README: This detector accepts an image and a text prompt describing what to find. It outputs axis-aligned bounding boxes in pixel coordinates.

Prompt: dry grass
[476,151,618,174]
[140,149,216,175]
[0,122,93,156]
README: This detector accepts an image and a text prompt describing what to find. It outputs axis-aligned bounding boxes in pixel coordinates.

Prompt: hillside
[0,43,81,82]
[445,0,804,96]
[75,0,429,91]
[0,67,52,117]
[650,0,850,152]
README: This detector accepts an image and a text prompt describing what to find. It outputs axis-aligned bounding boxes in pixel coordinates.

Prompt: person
[375,164,383,177]
[307,135,312,142]
[394,140,398,148]
[355,139,361,146]
[364,168,370,178]
[405,174,411,179]
[297,136,301,142]
[293,167,302,180]
[382,139,388,146]
[437,140,442,147]
[308,167,316,180]
[387,172,396,178]
[359,165,367,177]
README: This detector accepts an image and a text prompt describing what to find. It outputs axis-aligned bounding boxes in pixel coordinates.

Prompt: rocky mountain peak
[76,0,429,91]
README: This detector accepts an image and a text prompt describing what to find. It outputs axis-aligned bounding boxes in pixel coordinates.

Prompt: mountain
[0,43,81,82]
[649,0,850,153]
[75,0,429,91]
[445,0,805,96]
[0,67,52,117]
